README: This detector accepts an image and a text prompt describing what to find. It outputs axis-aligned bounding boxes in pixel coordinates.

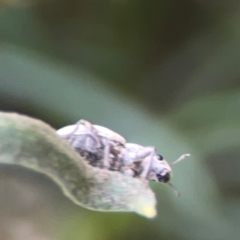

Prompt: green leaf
[0,112,156,218]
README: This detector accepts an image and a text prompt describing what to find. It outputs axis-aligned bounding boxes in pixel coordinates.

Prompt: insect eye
[157,154,164,161]
[157,172,170,183]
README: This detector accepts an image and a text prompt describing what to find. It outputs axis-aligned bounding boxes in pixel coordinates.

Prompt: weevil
[57,120,190,194]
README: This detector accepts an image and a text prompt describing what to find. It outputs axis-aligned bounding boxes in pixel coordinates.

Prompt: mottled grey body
[57,120,127,173]
[57,119,178,184]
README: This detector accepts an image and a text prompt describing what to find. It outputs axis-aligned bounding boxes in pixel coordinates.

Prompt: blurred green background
[0,0,240,239]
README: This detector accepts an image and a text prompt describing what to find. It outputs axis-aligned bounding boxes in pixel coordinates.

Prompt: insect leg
[76,120,99,141]
[69,120,100,146]
[63,120,102,158]
[102,139,111,169]
[138,147,155,179]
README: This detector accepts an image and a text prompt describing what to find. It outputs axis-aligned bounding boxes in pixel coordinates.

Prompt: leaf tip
[136,205,157,218]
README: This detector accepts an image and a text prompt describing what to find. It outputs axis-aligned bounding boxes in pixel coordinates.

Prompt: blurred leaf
[169,90,240,154]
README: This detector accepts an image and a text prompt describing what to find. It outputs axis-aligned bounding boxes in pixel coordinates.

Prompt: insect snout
[156,171,171,183]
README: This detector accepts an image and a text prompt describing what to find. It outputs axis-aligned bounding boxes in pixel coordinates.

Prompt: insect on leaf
[0,112,157,218]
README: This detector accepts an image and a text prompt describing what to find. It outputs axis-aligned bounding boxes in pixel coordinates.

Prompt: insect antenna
[168,182,180,197]
[171,153,190,165]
